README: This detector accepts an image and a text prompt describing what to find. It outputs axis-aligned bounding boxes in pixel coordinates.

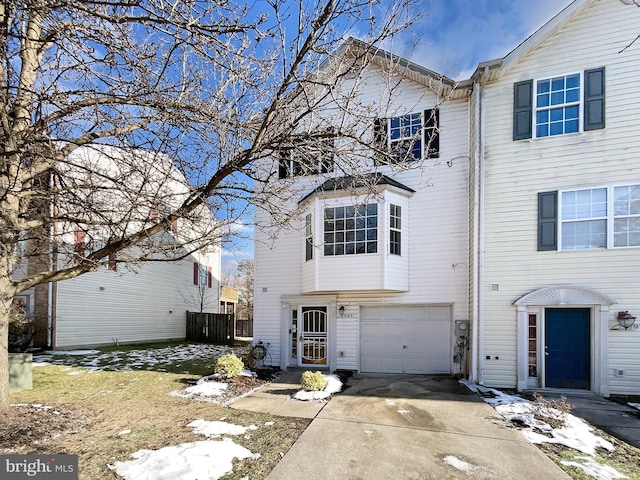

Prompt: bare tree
[0,0,423,410]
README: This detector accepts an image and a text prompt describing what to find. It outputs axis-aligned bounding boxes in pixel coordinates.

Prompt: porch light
[338,305,345,317]
[616,311,637,330]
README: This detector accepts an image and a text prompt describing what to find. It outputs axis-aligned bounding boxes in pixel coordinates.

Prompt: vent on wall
[490,283,500,291]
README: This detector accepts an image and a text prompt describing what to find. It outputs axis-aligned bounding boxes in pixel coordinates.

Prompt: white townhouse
[254,43,472,375]
[470,0,640,396]
[255,0,640,397]
[12,145,221,349]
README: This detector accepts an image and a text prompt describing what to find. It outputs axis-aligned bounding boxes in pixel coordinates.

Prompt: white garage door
[360,306,451,374]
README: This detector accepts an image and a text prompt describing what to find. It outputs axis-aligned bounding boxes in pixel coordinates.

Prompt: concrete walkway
[540,391,640,449]
[232,372,570,479]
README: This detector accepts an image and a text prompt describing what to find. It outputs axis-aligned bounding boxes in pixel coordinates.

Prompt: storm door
[299,307,328,366]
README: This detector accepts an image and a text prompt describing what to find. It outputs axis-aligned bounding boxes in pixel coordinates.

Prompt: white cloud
[381,0,574,79]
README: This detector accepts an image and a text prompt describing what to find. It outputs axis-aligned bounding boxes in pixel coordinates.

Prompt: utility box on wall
[9,353,33,393]
[454,320,469,339]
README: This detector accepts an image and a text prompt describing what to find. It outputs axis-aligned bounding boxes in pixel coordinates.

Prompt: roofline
[470,0,594,82]
[327,37,471,97]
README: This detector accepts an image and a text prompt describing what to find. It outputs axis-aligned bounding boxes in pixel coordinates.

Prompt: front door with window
[298,307,328,367]
[545,308,590,389]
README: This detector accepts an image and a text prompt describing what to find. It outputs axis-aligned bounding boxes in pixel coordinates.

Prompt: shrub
[530,393,573,429]
[8,309,34,353]
[214,353,244,379]
[301,370,327,391]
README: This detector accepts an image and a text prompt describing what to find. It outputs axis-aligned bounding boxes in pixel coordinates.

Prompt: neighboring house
[469,0,640,396]
[255,0,640,396]
[220,286,238,315]
[254,43,472,374]
[12,145,221,349]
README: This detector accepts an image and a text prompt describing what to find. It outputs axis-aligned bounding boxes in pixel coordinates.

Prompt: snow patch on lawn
[110,438,258,480]
[292,374,342,401]
[34,344,235,372]
[171,382,228,399]
[187,420,258,438]
[560,456,628,480]
[110,420,261,480]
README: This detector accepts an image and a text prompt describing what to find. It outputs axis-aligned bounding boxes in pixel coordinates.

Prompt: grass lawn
[4,342,309,480]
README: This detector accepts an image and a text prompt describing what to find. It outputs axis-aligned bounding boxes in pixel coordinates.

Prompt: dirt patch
[0,403,90,452]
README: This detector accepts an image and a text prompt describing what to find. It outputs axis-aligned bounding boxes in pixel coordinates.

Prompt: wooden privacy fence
[186,311,234,345]
[235,319,253,338]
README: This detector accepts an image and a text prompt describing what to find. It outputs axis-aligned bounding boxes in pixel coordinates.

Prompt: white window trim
[533,71,584,139]
[558,183,640,250]
[389,203,402,256]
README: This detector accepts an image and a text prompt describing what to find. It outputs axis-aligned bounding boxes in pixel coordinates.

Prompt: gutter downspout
[471,66,488,385]
[478,66,489,385]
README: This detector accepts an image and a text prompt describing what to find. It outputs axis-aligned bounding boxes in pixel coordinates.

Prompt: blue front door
[545,308,590,389]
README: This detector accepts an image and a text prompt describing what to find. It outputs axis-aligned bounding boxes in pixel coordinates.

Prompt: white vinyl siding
[480,0,640,393]
[254,63,470,372]
[54,250,220,348]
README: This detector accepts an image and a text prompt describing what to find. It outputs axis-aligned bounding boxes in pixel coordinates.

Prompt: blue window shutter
[584,67,605,131]
[424,109,440,159]
[538,191,558,251]
[513,80,533,140]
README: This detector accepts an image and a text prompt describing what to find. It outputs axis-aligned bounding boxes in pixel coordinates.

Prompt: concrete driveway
[266,373,570,480]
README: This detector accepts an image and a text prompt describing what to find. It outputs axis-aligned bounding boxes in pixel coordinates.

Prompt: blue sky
[221,0,575,272]
[377,0,574,80]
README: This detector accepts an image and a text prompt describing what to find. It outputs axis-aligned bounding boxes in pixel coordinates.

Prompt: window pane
[550,91,565,106]
[537,124,549,137]
[550,121,564,136]
[537,110,549,123]
[551,77,565,92]
[537,93,550,108]
[566,74,580,88]
[550,108,564,122]
[537,79,550,93]
[566,88,580,103]
[565,119,579,134]
[566,105,579,120]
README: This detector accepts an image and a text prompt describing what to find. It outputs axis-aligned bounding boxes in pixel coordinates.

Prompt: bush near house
[8,309,34,353]
[214,353,244,378]
[301,371,327,391]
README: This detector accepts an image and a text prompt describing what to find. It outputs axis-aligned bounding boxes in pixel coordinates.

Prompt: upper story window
[323,204,377,256]
[535,73,580,137]
[193,262,212,288]
[278,130,335,179]
[561,187,607,250]
[374,109,439,164]
[538,184,640,251]
[389,204,401,255]
[514,67,605,141]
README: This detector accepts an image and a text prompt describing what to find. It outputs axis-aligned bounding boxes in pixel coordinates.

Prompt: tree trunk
[0,265,14,412]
